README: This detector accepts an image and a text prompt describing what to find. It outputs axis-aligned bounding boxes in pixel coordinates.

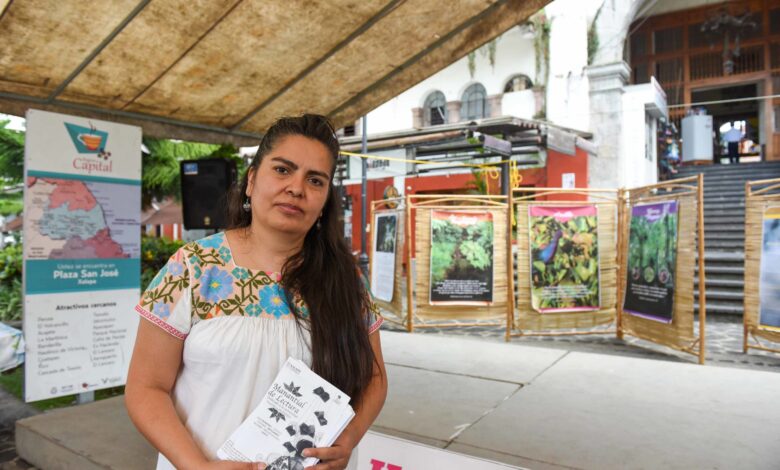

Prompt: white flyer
[217,357,355,469]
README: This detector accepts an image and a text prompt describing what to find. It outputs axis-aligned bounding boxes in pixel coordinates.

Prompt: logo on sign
[64,122,109,155]
[370,460,402,470]
[64,121,114,174]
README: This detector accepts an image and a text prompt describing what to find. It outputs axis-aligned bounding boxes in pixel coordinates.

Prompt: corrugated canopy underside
[0,0,547,145]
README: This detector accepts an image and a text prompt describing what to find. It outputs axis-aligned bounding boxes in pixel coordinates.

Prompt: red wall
[342,146,590,253]
[544,147,589,201]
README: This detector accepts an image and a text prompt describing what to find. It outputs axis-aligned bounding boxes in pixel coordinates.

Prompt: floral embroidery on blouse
[135,232,382,338]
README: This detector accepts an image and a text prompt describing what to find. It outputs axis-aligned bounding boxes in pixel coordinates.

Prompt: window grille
[461,83,487,121]
[424,91,447,126]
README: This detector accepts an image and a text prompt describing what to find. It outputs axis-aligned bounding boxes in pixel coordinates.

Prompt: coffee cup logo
[64,121,109,155]
[78,133,104,151]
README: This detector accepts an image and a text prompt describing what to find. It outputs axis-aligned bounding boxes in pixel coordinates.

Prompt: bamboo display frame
[368,198,407,327]
[618,175,706,364]
[507,187,620,341]
[744,178,780,355]
[405,194,509,332]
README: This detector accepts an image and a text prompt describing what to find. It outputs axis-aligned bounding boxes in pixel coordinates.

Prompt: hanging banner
[354,431,520,469]
[529,205,600,313]
[429,210,494,305]
[371,212,398,302]
[759,206,780,331]
[23,109,141,402]
[623,201,679,323]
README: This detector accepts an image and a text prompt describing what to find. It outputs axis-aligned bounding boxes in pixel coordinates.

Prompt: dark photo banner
[429,210,494,305]
[623,201,679,323]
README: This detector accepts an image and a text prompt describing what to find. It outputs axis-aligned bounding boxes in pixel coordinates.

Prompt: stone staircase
[672,162,780,316]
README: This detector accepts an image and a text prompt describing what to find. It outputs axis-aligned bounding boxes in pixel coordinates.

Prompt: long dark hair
[227,114,377,403]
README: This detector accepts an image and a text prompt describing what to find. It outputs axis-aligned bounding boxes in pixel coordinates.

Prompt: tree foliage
[0,120,24,184]
[141,138,243,209]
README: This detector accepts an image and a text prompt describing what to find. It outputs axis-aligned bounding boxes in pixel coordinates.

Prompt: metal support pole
[359,116,369,276]
[500,161,510,196]
[77,391,95,404]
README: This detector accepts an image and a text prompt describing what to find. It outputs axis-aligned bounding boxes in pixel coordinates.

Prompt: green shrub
[141,235,184,289]
[0,239,22,321]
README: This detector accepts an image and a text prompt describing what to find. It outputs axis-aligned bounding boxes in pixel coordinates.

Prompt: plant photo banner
[759,206,780,331]
[429,210,494,305]
[623,200,679,324]
[528,205,600,313]
[371,212,398,303]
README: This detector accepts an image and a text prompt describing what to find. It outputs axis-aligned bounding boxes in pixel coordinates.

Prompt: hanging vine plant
[532,13,550,88]
[467,37,500,78]
[587,5,603,65]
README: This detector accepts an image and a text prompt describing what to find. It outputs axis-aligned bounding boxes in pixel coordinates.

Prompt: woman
[126,114,387,470]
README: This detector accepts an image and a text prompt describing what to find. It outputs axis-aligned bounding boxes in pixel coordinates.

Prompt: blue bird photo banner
[759,206,780,331]
[528,205,600,313]
[623,201,679,324]
[429,210,494,305]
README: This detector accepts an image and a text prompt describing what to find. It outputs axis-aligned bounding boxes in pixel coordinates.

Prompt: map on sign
[24,178,140,260]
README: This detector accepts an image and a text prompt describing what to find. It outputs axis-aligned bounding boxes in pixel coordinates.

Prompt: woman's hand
[302,429,357,470]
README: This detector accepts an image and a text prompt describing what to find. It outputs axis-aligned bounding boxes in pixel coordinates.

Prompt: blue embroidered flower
[258,284,290,318]
[198,233,224,250]
[231,267,249,280]
[218,246,232,263]
[245,303,262,317]
[152,302,171,319]
[199,267,234,303]
[167,261,184,276]
[147,265,168,290]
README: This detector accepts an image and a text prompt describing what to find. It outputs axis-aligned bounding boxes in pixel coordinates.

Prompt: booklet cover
[217,357,355,469]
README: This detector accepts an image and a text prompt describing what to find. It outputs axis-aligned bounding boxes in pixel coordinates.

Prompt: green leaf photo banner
[759,206,780,331]
[528,205,600,313]
[624,200,679,323]
[429,210,494,305]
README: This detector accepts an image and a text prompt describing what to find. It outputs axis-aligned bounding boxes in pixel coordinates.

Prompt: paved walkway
[380,313,780,371]
[1,317,779,469]
[374,331,780,469]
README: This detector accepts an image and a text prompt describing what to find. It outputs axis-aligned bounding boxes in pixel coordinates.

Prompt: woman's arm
[304,330,388,470]
[125,320,260,470]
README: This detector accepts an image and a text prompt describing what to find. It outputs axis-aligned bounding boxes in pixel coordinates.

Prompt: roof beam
[46,0,152,102]
[230,0,404,132]
[327,0,547,128]
[0,92,261,146]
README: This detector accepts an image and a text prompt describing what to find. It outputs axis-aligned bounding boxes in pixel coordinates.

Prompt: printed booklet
[217,357,355,469]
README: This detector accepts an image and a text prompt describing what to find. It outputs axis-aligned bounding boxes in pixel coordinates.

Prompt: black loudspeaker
[180,158,237,230]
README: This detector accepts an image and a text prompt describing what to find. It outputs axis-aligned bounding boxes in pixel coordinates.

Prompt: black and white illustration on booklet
[217,357,355,469]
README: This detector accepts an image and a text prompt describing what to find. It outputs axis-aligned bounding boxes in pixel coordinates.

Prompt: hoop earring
[242,197,251,212]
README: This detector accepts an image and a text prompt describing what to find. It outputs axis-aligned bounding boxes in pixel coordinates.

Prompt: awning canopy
[0,0,547,146]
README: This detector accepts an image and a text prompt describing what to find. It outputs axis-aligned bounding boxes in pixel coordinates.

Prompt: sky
[0,114,25,131]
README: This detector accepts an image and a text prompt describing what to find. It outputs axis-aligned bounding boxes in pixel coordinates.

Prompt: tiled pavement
[0,314,777,469]
[379,312,780,371]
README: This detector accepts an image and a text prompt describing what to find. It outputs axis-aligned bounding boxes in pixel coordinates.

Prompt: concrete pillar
[533,87,545,118]
[586,61,631,189]
[487,94,503,118]
[446,100,462,124]
[411,107,424,128]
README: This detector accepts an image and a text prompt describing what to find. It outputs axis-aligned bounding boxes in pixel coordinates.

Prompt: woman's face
[246,134,333,236]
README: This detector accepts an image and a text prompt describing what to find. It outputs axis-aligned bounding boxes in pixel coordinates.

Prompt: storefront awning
[0,0,548,146]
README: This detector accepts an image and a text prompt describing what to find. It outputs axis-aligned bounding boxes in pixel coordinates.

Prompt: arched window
[461,83,488,121]
[503,74,533,92]
[424,91,447,126]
